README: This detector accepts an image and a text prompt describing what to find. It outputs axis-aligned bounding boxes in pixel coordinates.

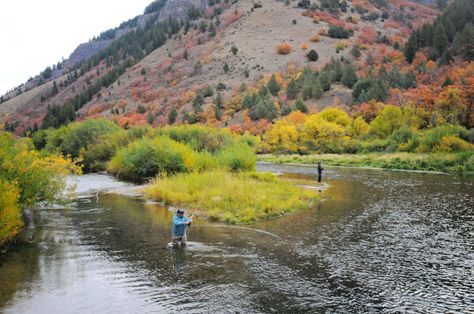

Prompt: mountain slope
[0,0,439,133]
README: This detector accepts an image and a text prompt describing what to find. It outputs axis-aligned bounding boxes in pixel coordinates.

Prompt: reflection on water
[1,165,473,313]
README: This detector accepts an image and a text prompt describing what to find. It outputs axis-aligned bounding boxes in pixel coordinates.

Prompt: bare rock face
[158,0,208,22]
[64,40,113,69]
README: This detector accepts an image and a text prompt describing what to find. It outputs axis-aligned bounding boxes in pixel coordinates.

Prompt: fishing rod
[188,171,215,221]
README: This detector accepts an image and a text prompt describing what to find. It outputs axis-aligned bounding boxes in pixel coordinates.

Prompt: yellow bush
[335,41,349,50]
[0,181,22,245]
[434,136,472,152]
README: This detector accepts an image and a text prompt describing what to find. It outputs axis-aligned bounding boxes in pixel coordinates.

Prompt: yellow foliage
[352,116,369,136]
[266,120,299,153]
[434,136,472,152]
[317,108,352,129]
[335,41,349,50]
[313,16,320,23]
[145,170,318,223]
[301,43,309,50]
[0,180,22,244]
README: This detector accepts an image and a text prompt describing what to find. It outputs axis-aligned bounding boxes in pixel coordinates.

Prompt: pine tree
[267,74,281,96]
[168,107,178,124]
[433,23,449,56]
[294,98,308,113]
[183,49,188,60]
[192,94,204,112]
[209,21,216,37]
[341,63,358,88]
[147,112,155,124]
[404,34,418,63]
[307,49,319,61]
[319,72,331,91]
[286,78,299,99]
[453,23,474,61]
[214,93,223,120]
[311,79,323,98]
[223,62,229,73]
[302,78,314,100]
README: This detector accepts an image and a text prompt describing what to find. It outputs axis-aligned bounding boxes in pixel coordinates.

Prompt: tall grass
[145,170,319,223]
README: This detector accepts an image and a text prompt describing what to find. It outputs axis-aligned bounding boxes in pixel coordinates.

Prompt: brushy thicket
[0,132,78,245]
[262,108,474,156]
[145,170,318,223]
[35,121,257,182]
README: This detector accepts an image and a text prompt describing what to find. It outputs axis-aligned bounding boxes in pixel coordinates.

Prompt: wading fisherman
[172,209,192,247]
[317,162,324,183]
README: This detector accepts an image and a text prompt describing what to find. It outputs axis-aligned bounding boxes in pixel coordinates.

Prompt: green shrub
[108,136,197,182]
[164,125,233,153]
[218,143,257,172]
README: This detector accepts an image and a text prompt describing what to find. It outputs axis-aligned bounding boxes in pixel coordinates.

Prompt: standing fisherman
[172,209,192,247]
[317,162,324,183]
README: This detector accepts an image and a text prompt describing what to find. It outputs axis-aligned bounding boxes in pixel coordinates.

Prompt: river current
[1,164,473,313]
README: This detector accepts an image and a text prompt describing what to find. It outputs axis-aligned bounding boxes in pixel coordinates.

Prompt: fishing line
[190,224,281,239]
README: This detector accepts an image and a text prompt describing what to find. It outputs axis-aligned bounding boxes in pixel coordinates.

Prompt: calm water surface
[1,164,473,313]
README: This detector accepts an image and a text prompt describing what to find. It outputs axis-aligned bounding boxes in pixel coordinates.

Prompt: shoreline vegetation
[145,171,319,224]
[258,152,474,174]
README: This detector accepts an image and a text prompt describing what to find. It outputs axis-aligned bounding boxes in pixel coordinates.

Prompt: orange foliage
[287,111,308,125]
[383,19,401,29]
[313,11,347,28]
[359,26,377,45]
[310,35,321,42]
[276,43,292,55]
[300,43,309,50]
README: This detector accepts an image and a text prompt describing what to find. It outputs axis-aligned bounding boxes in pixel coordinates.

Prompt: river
[0,164,473,313]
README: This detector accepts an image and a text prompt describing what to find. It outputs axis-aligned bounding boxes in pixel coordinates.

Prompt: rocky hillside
[0,0,440,134]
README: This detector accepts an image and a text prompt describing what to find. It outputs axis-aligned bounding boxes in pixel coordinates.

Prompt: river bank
[258,152,474,174]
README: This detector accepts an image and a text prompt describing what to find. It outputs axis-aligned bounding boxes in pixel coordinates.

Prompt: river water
[0,164,473,313]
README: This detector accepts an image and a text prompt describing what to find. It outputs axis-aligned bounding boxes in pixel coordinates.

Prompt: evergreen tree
[294,98,308,113]
[209,21,216,37]
[137,104,146,114]
[307,49,319,61]
[453,23,474,61]
[319,72,331,91]
[286,78,299,100]
[302,78,314,100]
[267,74,281,96]
[183,49,188,60]
[147,112,155,124]
[433,23,449,56]
[168,107,178,124]
[223,62,229,73]
[249,95,277,121]
[404,35,418,63]
[199,21,207,33]
[311,79,324,98]
[213,92,223,120]
[51,81,58,96]
[192,94,204,112]
[341,63,358,88]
